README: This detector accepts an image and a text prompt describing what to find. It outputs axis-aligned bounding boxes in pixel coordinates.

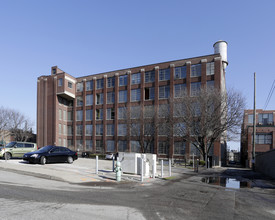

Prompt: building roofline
[76,53,221,80]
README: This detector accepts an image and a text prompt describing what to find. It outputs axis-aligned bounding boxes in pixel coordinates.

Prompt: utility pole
[252,72,256,171]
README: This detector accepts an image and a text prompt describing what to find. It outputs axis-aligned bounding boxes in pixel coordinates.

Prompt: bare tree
[172,88,245,166]
[0,106,34,142]
[127,105,159,153]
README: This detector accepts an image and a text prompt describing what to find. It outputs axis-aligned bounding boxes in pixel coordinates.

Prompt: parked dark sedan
[23,145,78,165]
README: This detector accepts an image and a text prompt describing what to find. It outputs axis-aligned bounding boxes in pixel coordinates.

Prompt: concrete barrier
[255,149,275,179]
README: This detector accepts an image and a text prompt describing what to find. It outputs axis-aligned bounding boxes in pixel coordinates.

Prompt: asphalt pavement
[0,158,194,184]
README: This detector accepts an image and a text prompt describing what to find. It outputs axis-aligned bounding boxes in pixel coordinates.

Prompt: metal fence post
[169,158,172,177]
[161,160,164,178]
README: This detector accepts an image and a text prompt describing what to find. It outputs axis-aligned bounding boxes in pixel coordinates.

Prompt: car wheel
[40,156,46,165]
[4,153,11,160]
[67,156,73,164]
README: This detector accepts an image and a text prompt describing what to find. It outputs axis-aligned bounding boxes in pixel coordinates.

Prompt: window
[107,77,115,88]
[86,140,93,150]
[59,124,62,134]
[67,111,73,121]
[76,82,83,92]
[96,79,104,89]
[145,71,155,83]
[76,125,83,136]
[58,78,63,86]
[96,140,103,152]
[63,110,66,121]
[118,124,127,136]
[159,69,170,81]
[191,64,201,77]
[59,109,62,120]
[174,123,185,136]
[96,93,103,105]
[174,142,186,155]
[76,110,83,121]
[131,141,140,152]
[144,87,155,100]
[207,80,215,90]
[131,106,140,119]
[86,109,93,121]
[258,113,273,125]
[119,90,127,103]
[68,81,73,89]
[131,73,141,84]
[76,140,83,150]
[118,107,127,119]
[96,124,103,135]
[206,62,215,75]
[107,92,115,104]
[86,94,93,106]
[96,109,103,120]
[255,134,272,144]
[174,84,186,98]
[107,108,115,120]
[68,140,73,148]
[175,66,186,79]
[159,85,170,99]
[190,82,201,96]
[131,124,140,136]
[107,124,114,136]
[173,103,185,117]
[248,114,253,124]
[67,125,73,136]
[158,104,169,118]
[158,123,168,136]
[131,89,141,102]
[76,96,83,106]
[118,140,127,152]
[158,141,168,155]
[107,140,115,152]
[119,75,127,86]
[86,124,93,136]
[144,106,154,118]
[63,124,66,135]
[86,80,93,91]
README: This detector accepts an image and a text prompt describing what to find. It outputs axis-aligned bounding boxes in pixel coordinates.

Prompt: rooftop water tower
[213,40,228,70]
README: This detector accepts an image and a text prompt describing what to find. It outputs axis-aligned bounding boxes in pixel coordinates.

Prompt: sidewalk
[0,158,188,184]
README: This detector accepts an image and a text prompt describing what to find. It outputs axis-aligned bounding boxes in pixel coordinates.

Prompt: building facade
[241,109,275,168]
[37,41,228,164]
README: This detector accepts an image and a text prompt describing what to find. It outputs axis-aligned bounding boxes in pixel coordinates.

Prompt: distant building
[241,109,275,168]
[37,41,228,165]
[0,130,15,146]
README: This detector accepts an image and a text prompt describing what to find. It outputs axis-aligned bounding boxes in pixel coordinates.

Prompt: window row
[247,113,274,125]
[75,63,215,91]
[75,80,214,107]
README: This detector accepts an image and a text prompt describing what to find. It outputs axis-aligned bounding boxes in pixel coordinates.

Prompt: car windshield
[36,146,54,153]
[5,142,16,148]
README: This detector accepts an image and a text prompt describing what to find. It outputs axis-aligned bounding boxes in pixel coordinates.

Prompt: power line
[263,79,275,110]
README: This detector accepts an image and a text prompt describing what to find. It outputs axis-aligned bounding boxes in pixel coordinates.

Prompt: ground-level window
[174,142,186,155]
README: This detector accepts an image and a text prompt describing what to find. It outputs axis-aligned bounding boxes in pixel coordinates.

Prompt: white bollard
[161,160,164,178]
[140,157,144,182]
[96,155,98,174]
[152,159,155,179]
[169,158,172,177]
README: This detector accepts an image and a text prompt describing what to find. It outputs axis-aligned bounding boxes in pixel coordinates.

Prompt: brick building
[241,109,275,168]
[37,41,228,165]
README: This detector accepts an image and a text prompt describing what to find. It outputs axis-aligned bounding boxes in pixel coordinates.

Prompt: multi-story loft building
[241,109,275,168]
[37,41,228,165]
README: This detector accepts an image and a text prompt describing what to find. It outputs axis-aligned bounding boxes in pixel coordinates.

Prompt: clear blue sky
[1,0,274,150]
